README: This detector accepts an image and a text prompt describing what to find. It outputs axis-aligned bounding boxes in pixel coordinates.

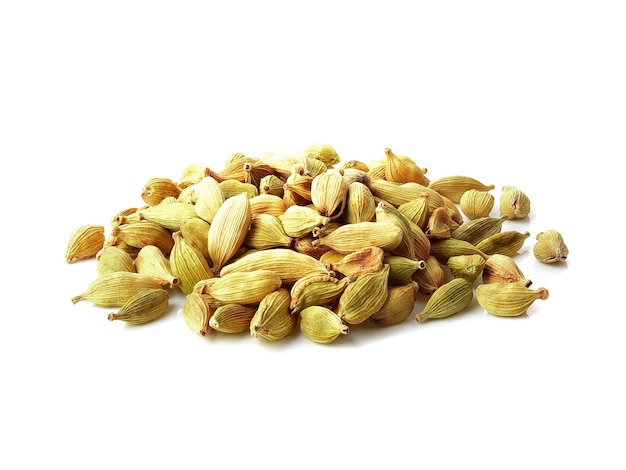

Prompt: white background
[1,1,624,469]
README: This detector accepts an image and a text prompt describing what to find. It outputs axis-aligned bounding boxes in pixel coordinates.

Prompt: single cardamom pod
[398,193,431,230]
[71,272,168,307]
[499,185,531,219]
[384,147,430,186]
[218,179,258,199]
[65,224,106,263]
[312,221,403,254]
[245,213,293,250]
[304,142,341,167]
[96,246,136,276]
[279,204,330,238]
[249,289,296,341]
[181,292,213,336]
[475,230,531,257]
[194,176,225,224]
[299,306,349,344]
[259,174,285,198]
[482,254,530,285]
[138,200,199,231]
[451,216,507,246]
[384,254,426,285]
[135,244,179,288]
[311,169,349,219]
[219,248,328,285]
[375,201,415,259]
[441,195,464,229]
[340,159,370,172]
[429,238,488,265]
[337,264,390,324]
[141,177,181,206]
[447,254,486,284]
[409,220,432,261]
[205,270,282,305]
[209,303,257,334]
[283,169,313,206]
[327,246,385,281]
[429,176,495,204]
[425,206,453,240]
[293,234,334,260]
[370,178,445,213]
[179,217,211,261]
[108,288,169,325]
[416,278,474,323]
[411,255,447,295]
[459,189,495,220]
[533,230,568,264]
[369,282,419,327]
[340,168,371,187]
[207,192,252,274]
[289,274,350,314]
[111,220,174,255]
[177,162,210,189]
[344,181,376,224]
[250,194,288,218]
[476,282,549,317]
[170,231,214,295]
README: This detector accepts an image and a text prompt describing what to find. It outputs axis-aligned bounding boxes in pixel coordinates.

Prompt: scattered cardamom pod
[416,278,474,323]
[533,230,568,264]
[476,283,549,317]
[299,306,349,344]
[108,288,169,325]
[65,224,106,263]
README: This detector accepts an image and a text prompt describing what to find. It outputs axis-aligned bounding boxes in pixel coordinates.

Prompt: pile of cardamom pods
[66,144,569,344]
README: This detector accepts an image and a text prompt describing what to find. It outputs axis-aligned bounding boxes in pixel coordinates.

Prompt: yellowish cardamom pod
[96,246,136,276]
[429,238,488,265]
[177,162,210,189]
[499,185,531,219]
[533,230,568,264]
[111,220,174,255]
[375,201,415,259]
[279,204,330,238]
[409,220,432,261]
[412,255,447,295]
[344,181,376,224]
[429,176,495,204]
[245,213,293,250]
[327,246,385,281]
[340,159,370,172]
[220,248,328,285]
[304,142,341,167]
[311,169,349,219]
[206,270,282,305]
[65,224,106,263]
[451,216,507,246]
[337,264,390,324]
[250,194,288,218]
[249,288,296,341]
[398,193,431,230]
[475,230,530,257]
[259,174,285,198]
[207,192,252,274]
[108,288,169,325]
[293,234,334,260]
[289,274,350,314]
[209,303,257,334]
[170,231,213,295]
[370,179,445,212]
[218,179,258,199]
[476,282,549,317]
[135,244,179,288]
[384,254,426,285]
[482,254,530,285]
[141,177,181,206]
[283,169,313,206]
[179,217,211,261]
[447,254,486,284]
[299,306,349,344]
[425,206,453,240]
[369,282,419,327]
[181,292,213,336]
[194,176,225,224]
[312,221,403,254]
[384,147,430,186]
[459,189,495,220]
[416,278,474,323]
[71,272,168,307]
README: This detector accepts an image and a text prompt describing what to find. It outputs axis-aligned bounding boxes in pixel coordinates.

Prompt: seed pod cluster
[67,144,567,340]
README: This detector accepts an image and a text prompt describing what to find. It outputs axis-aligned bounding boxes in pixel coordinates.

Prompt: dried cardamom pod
[476,282,549,316]
[141,177,181,206]
[207,192,252,274]
[475,230,530,257]
[205,270,282,305]
[170,231,214,295]
[409,220,432,261]
[326,246,385,281]
[459,189,495,220]
[344,181,376,224]
[340,168,371,187]
[340,159,370,172]
[194,176,224,223]
[209,303,257,334]
[482,254,530,286]
[179,217,211,261]
[384,254,426,285]
[447,254,486,284]
[278,204,329,238]
[429,238,488,264]
[111,207,141,227]
[370,179,445,212]
[219,248,328,285]
[398,193,431,230]
[337,264,390,324]
[533,230,568,264]
[65,224,106,263]
[289,274,350,314]
[177,163,210,189]
[218,180,258,199]
[311,169,349,218]
[293,234,334,260]
[245,213,293,250]
[249,194,288,218]
[96,246,136,276]
[451,216,507,246]
[299,306,349,344]
[500,185,531,219]
[312,221,403,254]
[425,206,453,240]
[108,288,169,325]
[111,220,174,255]
[249,288,296,341]
[283,168,313,206]
[416,278,474,323]
[135,245,179,288]
[441,195,464,229]
[71,272,168,307]
[369,282,419,327]
[304,142,340,167]
[429,176,494,204]
[411,255,447,295]
[259,174,285,198]
[384,147,430,186]
[182,292,213,336]
[375,201,415,259]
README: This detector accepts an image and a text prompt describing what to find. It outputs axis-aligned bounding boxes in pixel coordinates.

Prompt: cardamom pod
[475,230,530,257]
[194,176,224,223]
[311,169,349,218]
[96,246,136,276]
[384,147,430,186]
[459,189,495,220]
[447,254,486,284]
[344,181,376,224]
[170,231,213,295]
[304,142,341,167]
[135,244,179,288]
[181,292,213,336]
[249,289,296,341]
[65,224,105,263]
[476,282,548,316]
[411,255,447,295]
[209,303,256,334]
[500,185,531,219]
[429,176,494,204]
[108,288,169,325]
[482,254,530,285]
[245,213,293,250]
[416,278,474,323]
[111,220,174,255]
[279,204,329,238]
[71,272,168,307]
[451,216,507,246]
[369,282,419,326]
[289,274,350,314]
[533,230,568,264]
[337,264,390,324]
[312,221,403,254]
[326,246,385,281]
[205,270,282,305]
[299,306,349,344]
[141,177,181,206]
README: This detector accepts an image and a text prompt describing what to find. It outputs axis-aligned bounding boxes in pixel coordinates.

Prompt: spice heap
[66,144,568,344]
